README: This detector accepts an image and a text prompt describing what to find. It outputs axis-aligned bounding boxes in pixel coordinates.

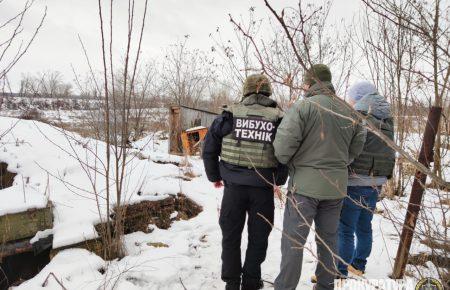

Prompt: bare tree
[161,37,218,108]
[129,63,162,140]
[361,0,450,179]
[227,1,356,107]
[200,83,234,113]
[211,7,262,98]
[70,0,151,260]
[19,71,72,98]
[0,0,47,87]
[359,0,450,283]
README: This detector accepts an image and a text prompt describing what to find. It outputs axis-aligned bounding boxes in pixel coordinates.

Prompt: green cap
[243,74,272,97]
[303,64,332,86]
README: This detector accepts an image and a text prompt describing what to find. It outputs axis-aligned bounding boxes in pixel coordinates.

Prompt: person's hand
[274,185,282,200]
[214,181,224,189]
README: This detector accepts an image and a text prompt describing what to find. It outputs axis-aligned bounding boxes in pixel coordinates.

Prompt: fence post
[391,106,442,279]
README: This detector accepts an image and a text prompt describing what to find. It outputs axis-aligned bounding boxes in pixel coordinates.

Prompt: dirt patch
[152,156,192,168]
[0,162,16,190]
[147,242,169,248]
[152,160,181,166]
[116,193,202,234]
[51,193,202,259]
[174,193,202,220]
[152,159,192,168]
[409,252,450,269]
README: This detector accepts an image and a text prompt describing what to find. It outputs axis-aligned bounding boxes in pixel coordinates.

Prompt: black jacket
[202,110,289,187]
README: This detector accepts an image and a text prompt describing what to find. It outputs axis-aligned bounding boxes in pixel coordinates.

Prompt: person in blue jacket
[338,81,395,277]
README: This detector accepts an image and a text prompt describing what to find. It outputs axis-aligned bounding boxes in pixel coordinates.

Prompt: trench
[0,193,202,289]
[118,193,203,233]
[0,162,16,190]
[0,244,51,290]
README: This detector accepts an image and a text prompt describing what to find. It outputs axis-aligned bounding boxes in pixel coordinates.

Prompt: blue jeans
[337,186,380,276]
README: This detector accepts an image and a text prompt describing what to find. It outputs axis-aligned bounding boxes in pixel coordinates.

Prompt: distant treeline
[1,93,101,110]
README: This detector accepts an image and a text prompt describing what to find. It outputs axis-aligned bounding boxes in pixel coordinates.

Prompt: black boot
[241,279,264,290]
[226,281,241,290]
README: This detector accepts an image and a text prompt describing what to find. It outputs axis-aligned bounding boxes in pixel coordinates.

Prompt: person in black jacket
[202,74,288,290]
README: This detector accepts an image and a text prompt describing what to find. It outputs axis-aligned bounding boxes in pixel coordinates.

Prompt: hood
[241,93,278,108]
[304,81,335,98]
[354,93,391,119]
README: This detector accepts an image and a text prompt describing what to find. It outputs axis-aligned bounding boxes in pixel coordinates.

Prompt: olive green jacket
[273,82,366,200]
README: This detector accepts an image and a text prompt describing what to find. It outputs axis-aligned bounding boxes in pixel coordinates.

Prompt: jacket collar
[304,81,335,98]
[354,93,392,120]
[241,93,278,108]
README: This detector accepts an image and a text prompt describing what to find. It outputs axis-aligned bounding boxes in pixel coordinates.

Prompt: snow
[30,229,53,244]
[16,249,105,290]
[170,211,179,219]
[185,126,207,132]
[0,117,186,248]
[1,109,92,124]
[0,116,447,289]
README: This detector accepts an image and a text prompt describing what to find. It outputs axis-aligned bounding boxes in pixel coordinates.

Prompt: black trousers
[219,182,274,288]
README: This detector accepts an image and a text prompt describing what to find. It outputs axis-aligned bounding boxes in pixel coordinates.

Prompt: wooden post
[169,106,182,155]
[391,106,442,279]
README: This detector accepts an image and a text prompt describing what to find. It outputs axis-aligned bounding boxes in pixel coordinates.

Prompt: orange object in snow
[181,126,208,156]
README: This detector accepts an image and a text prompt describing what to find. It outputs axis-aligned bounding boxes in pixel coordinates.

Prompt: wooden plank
[180,128,208,156]
[169,106,183,155]
[50,238,104,259]
[0,202,53,244]
[179,106,217,131]
[169,105,217,155]
[0,239,33,260]
[0,232,52,260]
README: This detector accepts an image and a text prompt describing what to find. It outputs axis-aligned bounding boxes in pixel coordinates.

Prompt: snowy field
[1,109,90,125]
[0,107,169,141]
[0,116,448,289]
[1,108,168,126]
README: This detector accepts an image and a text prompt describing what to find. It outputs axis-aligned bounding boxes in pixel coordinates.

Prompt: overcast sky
[2,0,362,91]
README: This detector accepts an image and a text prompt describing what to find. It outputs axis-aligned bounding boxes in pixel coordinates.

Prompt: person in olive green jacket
[273,64,366,290]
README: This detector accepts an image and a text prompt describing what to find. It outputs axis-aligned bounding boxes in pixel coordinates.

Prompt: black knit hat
[303,64,332,86]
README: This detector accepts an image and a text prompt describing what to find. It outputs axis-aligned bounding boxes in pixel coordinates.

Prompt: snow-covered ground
[1,107,168,127]
[0,116,188,248]
[0,117,447,289]
[1,109,90,124]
